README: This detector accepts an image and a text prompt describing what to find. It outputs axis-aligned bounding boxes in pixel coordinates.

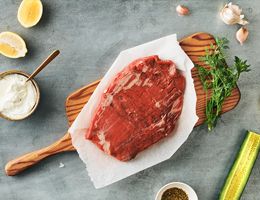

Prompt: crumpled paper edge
[69,34,198,188]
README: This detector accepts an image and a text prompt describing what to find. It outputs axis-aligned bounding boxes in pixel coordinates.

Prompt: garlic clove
[176,5,189,16]
[220,2,248,25]
[236,27,249,45]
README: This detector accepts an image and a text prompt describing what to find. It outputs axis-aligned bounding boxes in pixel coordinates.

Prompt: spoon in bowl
[26,50,60,82]
[0,50,60,121]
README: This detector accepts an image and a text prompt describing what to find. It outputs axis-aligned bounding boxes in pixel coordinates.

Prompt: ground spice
[161,187,189,200]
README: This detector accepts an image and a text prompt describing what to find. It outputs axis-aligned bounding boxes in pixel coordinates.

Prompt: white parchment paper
[69,34,198,188]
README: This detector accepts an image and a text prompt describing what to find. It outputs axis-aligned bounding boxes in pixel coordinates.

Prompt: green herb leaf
[196,37,250,131]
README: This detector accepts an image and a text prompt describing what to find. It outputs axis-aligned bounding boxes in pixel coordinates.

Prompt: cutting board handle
[5,133,74,176]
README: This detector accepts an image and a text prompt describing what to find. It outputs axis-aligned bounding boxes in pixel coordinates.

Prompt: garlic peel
[236,27,249,45]
[220,2,248,25]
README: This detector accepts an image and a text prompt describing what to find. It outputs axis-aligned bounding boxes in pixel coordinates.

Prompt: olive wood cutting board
[5,32,240,176]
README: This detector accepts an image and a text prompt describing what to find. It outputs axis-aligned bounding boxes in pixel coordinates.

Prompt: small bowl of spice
[0,70,40,121]
[155,182,198,200]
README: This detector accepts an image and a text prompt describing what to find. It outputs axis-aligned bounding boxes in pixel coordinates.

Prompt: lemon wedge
[0,32,27,58]
[17,0,43,28]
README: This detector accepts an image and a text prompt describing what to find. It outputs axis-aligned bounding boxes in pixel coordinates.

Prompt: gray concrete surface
[0,0,259,199]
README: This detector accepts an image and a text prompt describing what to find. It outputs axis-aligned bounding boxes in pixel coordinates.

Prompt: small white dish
[0,70,40,121]
[155,182,198,200]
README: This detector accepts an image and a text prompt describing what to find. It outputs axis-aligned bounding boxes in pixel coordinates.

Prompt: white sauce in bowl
[0,73,37,120]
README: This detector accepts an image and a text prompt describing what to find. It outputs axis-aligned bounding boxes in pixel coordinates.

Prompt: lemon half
[18,0,43,28]
[0,32,27,58]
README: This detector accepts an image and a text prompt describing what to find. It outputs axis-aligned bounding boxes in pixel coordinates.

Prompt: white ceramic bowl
[155,182,198,200]
[0,70,40,121]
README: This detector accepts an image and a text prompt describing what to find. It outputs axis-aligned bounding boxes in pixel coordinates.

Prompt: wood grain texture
[5,133,74,176]
[27,50,60,82]
[5,32,240,176]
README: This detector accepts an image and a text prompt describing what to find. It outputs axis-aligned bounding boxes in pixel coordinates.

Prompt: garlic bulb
[220,2,248,25]
[176,5,189,16]
[236,27,249,45]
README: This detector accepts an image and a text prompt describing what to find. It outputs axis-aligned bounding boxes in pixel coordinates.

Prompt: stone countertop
[0,0,259,199]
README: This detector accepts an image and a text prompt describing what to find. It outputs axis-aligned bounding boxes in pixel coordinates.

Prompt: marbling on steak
[86,55,185,161]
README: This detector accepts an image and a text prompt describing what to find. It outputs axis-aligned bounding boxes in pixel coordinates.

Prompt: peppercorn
[161,187,189,200]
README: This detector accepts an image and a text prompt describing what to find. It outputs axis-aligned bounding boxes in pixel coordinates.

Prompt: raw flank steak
[86,55,185,161]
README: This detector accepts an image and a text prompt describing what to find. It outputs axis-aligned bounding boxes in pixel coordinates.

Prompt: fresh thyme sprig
[196,37,250,131]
